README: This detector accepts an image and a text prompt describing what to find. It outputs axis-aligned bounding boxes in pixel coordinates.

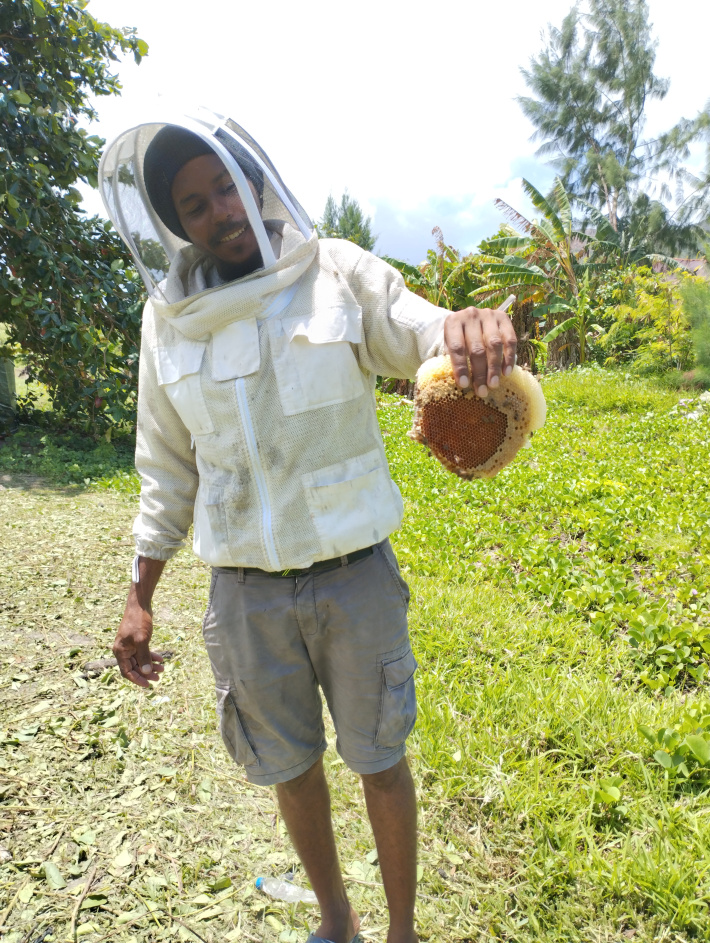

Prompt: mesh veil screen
[100,113,313,300]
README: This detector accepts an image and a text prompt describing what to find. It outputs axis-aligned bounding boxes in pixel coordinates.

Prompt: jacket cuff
[133,538,182,562]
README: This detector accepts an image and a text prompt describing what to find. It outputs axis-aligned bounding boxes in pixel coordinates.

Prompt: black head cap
[142,125,264,241]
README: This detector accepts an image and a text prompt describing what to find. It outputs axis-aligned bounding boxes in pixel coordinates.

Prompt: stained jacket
[134,230,446,570]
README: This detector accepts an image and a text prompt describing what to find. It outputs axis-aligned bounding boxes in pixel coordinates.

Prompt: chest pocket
[269,305,366,416]
[154,341,215,436]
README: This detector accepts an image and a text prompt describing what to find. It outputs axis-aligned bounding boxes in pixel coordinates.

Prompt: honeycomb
[409,356,546,479]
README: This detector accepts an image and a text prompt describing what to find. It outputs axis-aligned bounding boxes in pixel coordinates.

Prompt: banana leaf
[521,178,566,241]
[542,316,578,344]
[382,256,423,283]
[479,235,530,253]
[535,301,574,316]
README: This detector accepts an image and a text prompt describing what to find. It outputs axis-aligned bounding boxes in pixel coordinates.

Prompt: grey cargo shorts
[201,539,417,786]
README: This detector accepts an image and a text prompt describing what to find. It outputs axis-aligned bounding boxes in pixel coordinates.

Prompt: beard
[213,244,264,282]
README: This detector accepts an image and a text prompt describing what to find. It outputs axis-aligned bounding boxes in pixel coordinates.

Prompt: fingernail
[141,664,152,674]
[458,375,470,389]
[489,375,500,389]
[477,384,488,397]
[504,365,513,377]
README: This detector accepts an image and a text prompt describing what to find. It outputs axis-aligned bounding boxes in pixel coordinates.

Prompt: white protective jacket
[135,231,446,569]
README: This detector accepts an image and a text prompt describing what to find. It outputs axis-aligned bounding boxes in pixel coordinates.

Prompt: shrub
[597,267,704,373]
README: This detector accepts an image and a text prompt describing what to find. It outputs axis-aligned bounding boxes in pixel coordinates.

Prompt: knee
[277,755,324,797]
[361,756,409,793]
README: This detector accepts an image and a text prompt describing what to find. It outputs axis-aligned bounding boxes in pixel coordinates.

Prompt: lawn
[1,367,709,942]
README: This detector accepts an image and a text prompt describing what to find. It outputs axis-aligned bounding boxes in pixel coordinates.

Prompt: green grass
[1,367,709,942]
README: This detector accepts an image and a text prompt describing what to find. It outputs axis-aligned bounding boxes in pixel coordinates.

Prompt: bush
[681,279,710,385]
[596,267,707,375]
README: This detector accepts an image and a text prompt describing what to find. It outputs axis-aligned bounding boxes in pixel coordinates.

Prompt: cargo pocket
[154,341,214,436]
[375,648,418,749]
[302,449,404,558]
[215,686,259,769]
[269,305,366,415]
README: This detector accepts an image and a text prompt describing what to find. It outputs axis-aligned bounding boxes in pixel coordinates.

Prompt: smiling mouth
[219,224,248,244]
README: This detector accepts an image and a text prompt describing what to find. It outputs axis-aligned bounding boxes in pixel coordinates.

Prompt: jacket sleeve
[132,303,199,561]
[325,240,447,379]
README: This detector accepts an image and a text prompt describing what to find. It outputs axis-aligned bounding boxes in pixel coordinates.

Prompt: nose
[212,191,244,224]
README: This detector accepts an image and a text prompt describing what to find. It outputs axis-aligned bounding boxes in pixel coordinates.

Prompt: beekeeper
[101,108,516,943]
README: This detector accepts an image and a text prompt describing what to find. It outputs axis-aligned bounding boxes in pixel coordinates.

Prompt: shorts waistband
[221,545,374,578]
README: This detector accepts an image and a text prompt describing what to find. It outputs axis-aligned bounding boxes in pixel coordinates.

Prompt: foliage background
[0,0,146,434]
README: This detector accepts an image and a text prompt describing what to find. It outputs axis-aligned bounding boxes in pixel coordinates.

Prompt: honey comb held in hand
[409,356,547,479]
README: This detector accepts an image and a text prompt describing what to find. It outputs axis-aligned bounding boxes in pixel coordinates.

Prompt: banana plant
[470,177,594,309]
[540,269,600,365]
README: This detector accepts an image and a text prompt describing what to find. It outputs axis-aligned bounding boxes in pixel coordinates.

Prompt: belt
[223,545,374,578]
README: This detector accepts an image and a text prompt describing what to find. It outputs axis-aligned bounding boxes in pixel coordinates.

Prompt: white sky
[83,0,710,263]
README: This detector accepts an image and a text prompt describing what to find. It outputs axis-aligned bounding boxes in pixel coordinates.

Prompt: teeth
[221,226,246,243]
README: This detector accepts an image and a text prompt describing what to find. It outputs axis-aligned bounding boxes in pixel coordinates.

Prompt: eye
[185,202,205,218]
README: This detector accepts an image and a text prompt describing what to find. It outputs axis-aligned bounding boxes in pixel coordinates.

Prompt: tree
[518,0,710,253]
[474,177,675,366]
[317,191,376,251]
[0,0,147,433]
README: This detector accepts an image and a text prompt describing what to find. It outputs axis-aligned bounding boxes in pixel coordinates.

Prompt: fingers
[443,315,473,391]
[497,309,518,379]
[444,307,519,396]
[114,632,164,689]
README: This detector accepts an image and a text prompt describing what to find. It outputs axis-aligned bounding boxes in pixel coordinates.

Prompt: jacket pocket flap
[211,319,260,381]
[301,448,382,490]
[282,305,362,345]
[383,650,418,690]
[154,342,206,385]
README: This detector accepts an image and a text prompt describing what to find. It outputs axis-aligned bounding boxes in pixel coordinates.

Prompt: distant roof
[674,258,709,278]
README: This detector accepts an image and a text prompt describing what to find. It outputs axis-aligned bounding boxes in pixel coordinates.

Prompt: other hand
[444,305,518,396]
[113,601,164,689]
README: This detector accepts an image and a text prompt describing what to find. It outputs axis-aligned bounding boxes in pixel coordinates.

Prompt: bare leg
[276,756,359,943]
[361,757,418,943]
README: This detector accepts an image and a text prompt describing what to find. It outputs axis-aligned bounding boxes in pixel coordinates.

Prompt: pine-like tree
[317,192,376,251]
[518,0,710,253]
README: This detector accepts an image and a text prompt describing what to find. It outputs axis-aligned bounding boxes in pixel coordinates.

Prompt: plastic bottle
[255,876,318,904]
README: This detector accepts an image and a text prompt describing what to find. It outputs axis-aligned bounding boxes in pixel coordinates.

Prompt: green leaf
[43,861,67,889]
[686,735,710,765]
[208,876,232,892]
[654,750,673,769]
[33,0,47,16]
[598,786,621,802]
[81,893,109,910]
[12,90,32,105]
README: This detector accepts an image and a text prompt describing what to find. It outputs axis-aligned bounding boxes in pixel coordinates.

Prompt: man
[101,111,516,943]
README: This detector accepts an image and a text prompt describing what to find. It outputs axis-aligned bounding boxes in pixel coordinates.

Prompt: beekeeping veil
[98,107,314,304]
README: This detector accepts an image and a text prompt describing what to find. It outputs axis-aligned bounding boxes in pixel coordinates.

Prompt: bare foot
[314,904,360,943]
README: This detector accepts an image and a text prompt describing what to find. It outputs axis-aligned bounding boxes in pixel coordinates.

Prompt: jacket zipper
[235,377,280,570]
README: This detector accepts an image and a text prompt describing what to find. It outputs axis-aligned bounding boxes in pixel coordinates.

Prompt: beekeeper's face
[172,153,262,273]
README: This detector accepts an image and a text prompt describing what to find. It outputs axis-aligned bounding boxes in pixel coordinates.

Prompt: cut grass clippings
[1,365,709,942]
